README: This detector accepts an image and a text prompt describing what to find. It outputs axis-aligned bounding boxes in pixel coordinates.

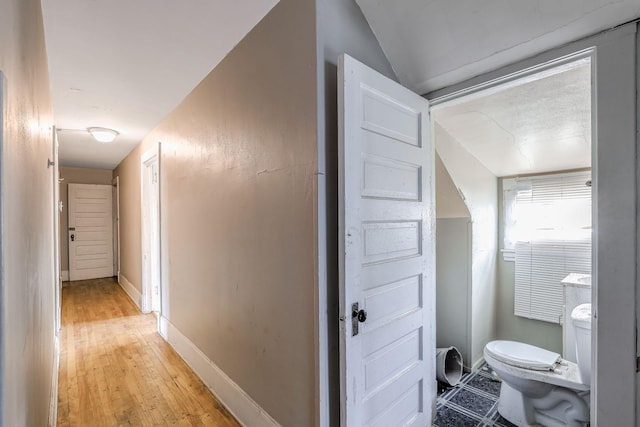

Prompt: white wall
[433,122,498,366]
[436,153,470,219]
[0,0,56,425]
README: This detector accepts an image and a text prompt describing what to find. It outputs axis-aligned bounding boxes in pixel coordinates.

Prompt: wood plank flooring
[57,277,240,427]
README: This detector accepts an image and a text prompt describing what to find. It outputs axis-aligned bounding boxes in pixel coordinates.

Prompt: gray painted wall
[0,0,56,425]
[635,26,640,418]
[435,153,473,367]
[315,0,397,423]
[590,25,637,425]
[436,218,472,367]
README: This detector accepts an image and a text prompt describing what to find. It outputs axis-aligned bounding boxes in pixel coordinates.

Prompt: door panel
[68,183,113,281]
[339,53,435,426]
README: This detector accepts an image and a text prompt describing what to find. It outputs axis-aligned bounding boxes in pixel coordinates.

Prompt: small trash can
[436,346,463,387]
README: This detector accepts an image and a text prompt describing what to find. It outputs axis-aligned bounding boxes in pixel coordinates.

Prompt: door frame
[67,183,115,281]
[51,127,61,333]
[140,143,161,315]
[427,23,637,425]
[431,48,594,369]
[49,125,61,427]
[112,176,120,279]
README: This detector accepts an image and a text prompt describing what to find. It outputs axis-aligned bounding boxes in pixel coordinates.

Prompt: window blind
[513,171,591,324]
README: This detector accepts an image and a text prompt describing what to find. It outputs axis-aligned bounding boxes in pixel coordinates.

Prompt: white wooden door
[68,183,114,281]
[141,149,161,313]
[339,54,435,426]
[112,177,119,277]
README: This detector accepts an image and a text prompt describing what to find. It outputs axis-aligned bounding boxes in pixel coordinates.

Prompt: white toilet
[484,303,592,427]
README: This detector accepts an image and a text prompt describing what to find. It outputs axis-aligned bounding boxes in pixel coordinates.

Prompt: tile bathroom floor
[434,363,517,427]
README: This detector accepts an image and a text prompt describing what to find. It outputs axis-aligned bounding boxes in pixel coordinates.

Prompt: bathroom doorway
[432,54,592,372]
[426,23,638,424]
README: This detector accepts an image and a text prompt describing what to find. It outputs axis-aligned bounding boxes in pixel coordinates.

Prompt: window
[503,171,591,324]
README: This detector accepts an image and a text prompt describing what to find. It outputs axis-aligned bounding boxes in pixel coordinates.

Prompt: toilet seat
[484,341,590,391]
[485,340,561,371]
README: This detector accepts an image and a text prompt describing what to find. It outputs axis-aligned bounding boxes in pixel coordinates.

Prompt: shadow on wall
[435,153,472,368]
[433,120,498,369]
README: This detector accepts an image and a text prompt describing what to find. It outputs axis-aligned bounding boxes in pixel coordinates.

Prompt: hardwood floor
[57,277,240,427]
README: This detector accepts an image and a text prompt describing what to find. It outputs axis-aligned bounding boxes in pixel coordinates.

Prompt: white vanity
[561,273,591,362]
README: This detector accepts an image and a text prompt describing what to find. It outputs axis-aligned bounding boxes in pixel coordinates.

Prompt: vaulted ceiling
[356,0,640,94]
[42,0,640,170]
[356,0,638,176]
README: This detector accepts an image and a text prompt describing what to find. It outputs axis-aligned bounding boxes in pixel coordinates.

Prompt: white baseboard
[159,314,169,340]
[48,335,60,427]
[472,356,486,372]
[61,270,69,281]
[118,274,142,310]
[163,317,280,427]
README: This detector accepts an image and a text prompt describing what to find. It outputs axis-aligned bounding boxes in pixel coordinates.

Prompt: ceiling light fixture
[87,127,119,143]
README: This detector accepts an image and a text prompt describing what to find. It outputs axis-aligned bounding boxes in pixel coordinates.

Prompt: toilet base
[498,382,538,427]
[498,381,589,427]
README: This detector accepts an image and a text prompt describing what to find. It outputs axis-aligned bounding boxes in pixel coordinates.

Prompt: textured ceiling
[433,61,591,177]
[356,0,640,93]
[42,0,278,169]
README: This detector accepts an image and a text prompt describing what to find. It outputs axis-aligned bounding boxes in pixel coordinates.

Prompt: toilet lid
[485,340,561,371]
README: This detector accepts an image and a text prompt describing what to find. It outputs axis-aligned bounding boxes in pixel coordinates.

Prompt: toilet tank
[571,303,592,385]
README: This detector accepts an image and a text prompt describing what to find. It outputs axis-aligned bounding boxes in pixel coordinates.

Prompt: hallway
[57,278,240,426]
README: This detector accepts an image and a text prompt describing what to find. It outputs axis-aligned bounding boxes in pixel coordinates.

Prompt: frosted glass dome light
[87,127,119,143]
